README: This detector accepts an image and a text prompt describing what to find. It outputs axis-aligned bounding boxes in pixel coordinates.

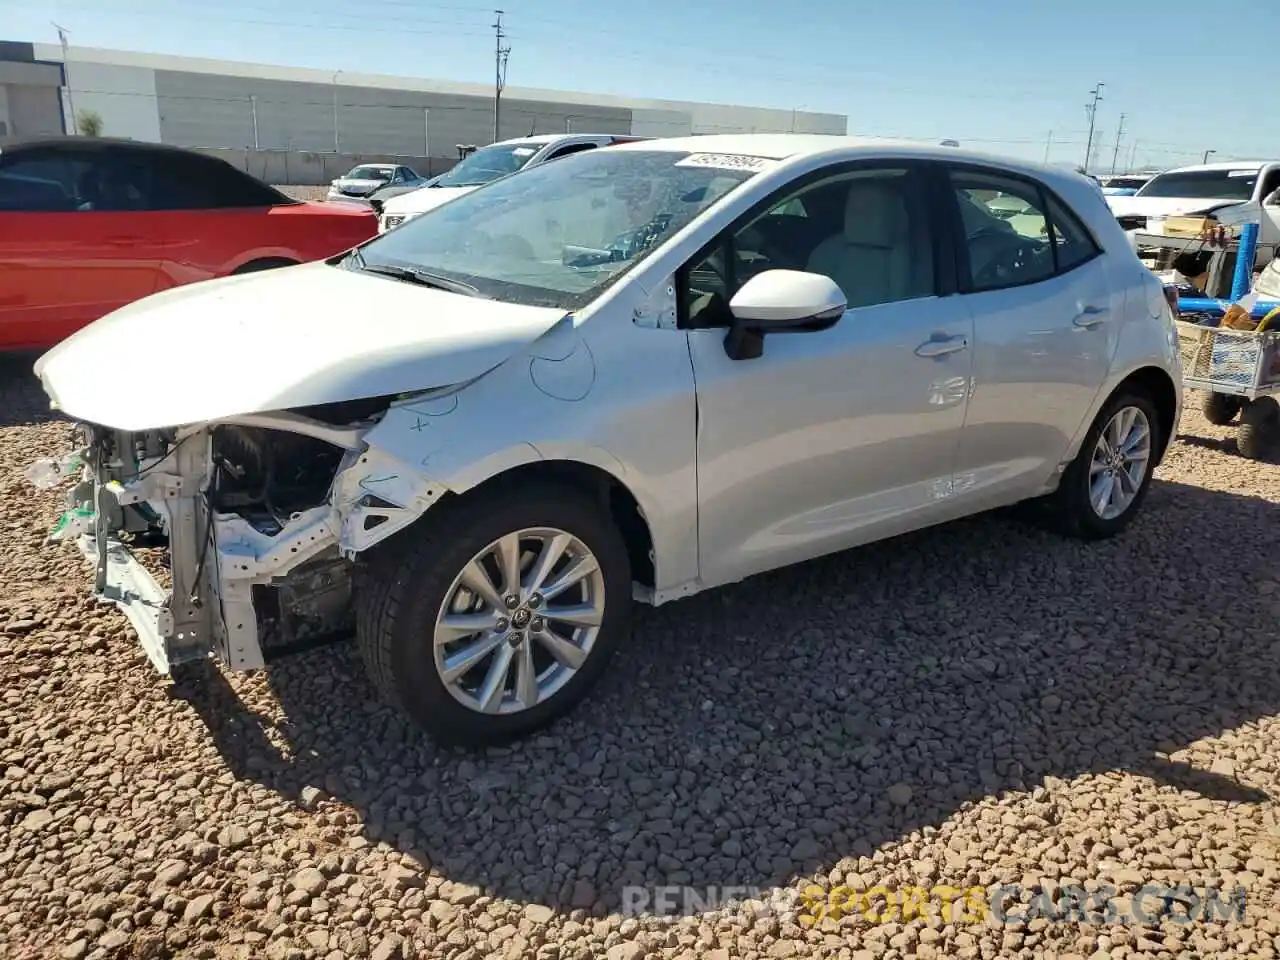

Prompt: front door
[684,163,975,588]
[942,166,1118,504]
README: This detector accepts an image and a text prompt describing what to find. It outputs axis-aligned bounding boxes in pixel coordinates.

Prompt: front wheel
[356,484,633,746]
[1045,390,1161,540]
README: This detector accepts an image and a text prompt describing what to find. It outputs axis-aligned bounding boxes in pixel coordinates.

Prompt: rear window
[1136,169,1259,201]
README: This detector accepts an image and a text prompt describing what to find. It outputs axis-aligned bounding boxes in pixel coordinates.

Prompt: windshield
[1104,177,1148,190]
[433,143,542,188]
[355,149,763,309]
[348,166,393,181]
[1136,169,1258,200]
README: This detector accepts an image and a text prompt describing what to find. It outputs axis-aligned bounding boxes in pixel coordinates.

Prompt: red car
[0,137,377,352]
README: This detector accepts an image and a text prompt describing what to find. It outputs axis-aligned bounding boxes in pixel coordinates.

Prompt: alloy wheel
[1089,405,1152,520]
[432,527,606,715]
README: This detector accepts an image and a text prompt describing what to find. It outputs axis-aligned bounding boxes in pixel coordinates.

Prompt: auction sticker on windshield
[675,153,778,173]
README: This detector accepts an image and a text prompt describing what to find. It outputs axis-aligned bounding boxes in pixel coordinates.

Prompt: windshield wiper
[352,256,486,298]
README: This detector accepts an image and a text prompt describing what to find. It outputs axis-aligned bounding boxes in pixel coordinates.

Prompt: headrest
[842,180,908,247]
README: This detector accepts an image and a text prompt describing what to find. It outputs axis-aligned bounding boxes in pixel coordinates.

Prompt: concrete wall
[197,147,455,185]
[153,70,632,156]
[1,43,850,176]
[0,58,64,140]
[62,60,161,141]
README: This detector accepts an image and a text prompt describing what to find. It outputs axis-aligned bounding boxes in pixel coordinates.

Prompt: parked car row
[26,134,1181,745]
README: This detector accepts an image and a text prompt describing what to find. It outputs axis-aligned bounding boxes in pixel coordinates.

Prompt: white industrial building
[0,40,847,182]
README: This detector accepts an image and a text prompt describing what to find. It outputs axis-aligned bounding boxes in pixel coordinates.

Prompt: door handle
[1073,305,1107,328]
[914,336,968,358]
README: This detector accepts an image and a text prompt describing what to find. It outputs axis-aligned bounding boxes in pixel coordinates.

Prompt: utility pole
[1202,149,1216,164]
[1043,130,1053,163]
[1082,82,1104,173]
[492,10,511,143]
[53,22,77,134]
[1128,139,1139,170]
[1110,112,1126,174]
[331,70,343,154]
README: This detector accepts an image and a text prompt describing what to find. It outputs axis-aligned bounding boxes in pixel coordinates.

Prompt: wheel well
[1114,366,1179,462]
[232,257,299,274]
[449,461,656,590]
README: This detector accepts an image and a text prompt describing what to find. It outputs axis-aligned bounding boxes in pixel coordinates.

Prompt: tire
[1238,397,1280,461]
[232,257,298,275]
[1045,390,1161,540]
[1202,392,1244,426]
[356,483,633,746]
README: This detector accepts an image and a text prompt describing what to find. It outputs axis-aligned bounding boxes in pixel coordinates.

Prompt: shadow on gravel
[174,477,1280,913]
[0,352,59,428]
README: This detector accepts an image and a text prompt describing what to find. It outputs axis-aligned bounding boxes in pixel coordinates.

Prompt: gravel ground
[2,355,1279,960]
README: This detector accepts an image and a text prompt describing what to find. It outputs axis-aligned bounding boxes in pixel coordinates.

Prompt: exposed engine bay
[38,394,447,675]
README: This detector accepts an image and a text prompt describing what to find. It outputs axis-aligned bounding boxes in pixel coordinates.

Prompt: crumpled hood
[33,261,569,432]
[382,184,479,217]
[1106,195,1239,220]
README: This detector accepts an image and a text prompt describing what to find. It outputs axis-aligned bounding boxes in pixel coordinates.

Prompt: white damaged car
[29,135,1181,745]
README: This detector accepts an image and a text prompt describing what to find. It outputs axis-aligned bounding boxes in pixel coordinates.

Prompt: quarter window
[683,167,936,326]
[949,170,1099,291]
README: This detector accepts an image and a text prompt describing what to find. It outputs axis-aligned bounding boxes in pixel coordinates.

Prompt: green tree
[75,109,104,137]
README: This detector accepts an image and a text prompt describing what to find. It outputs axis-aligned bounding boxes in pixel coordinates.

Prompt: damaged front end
[28,398,445,674]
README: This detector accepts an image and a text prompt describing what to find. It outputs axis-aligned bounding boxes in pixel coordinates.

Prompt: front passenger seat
[806,180,912,309]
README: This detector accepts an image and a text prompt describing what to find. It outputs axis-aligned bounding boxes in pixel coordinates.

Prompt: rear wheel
[356,484,632,746]
[1238,397,1280,461]
[1202,392,1244,426]
[1044,390,1160,540]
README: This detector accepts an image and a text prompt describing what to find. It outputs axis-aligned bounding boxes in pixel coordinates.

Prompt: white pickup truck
[1108,160,1280,268]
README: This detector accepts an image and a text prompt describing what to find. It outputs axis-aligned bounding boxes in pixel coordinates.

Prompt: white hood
[382,184,479,217]
[33,262,568,432]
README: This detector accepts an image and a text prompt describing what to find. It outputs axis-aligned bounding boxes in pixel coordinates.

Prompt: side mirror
[723,269,846,360]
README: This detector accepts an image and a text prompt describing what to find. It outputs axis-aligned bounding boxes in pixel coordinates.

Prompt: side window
[950,171,1054,290]
[545,142,599,162]
[85,151,152,212]
[1045,194,1101,272]
[150,153,282,210]
[1261,167,1280,205]
[683,167,935,327]
[0,151,95,212]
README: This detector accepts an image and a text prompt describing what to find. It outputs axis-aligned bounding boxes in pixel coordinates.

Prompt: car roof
[490,133,648,147]
[607,133,1086,183]
[1158,160,1276,174]
[0,136,208,158]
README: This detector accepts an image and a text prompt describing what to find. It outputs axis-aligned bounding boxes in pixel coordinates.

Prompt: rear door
[0,145,162,351]
[942,165,1117,505]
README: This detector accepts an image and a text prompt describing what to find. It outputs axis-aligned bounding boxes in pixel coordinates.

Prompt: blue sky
[13,0,1280,170]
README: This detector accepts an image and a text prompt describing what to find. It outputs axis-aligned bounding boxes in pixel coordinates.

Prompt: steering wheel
[969,229,1049,288]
